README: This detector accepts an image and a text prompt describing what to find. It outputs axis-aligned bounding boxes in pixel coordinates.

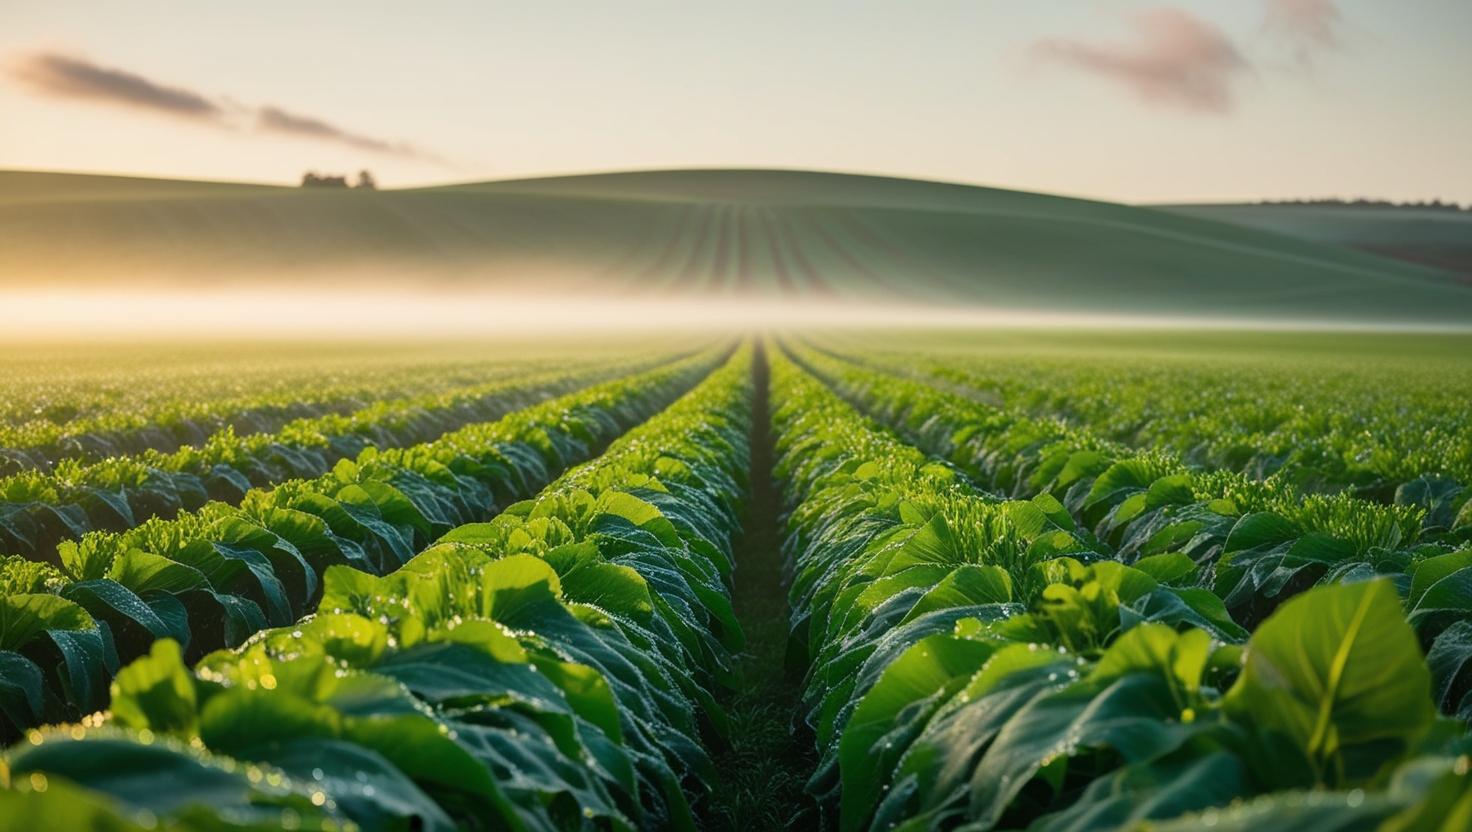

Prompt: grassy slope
[4,168,1472,324]
[0,171,284,206]
[1158,203,1472,279]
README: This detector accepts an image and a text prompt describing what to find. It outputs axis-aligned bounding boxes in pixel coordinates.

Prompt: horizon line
[0,164,1404,209]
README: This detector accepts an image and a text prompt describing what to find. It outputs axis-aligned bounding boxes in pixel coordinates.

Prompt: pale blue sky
[1,1,1468,203]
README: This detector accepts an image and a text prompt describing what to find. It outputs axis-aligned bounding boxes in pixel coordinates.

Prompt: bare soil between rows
[702,342,819,831]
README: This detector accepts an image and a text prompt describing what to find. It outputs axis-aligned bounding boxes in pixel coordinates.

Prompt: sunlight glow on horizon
[1,288,1466,343]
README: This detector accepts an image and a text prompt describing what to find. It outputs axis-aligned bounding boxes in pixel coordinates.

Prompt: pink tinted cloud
[1032,8,1249,114]
[1264,0,1342,64]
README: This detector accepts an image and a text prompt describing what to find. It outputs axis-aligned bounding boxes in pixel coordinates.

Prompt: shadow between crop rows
[703,340,819,831]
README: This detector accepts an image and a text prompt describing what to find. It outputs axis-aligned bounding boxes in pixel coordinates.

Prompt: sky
[1,0,1469,204]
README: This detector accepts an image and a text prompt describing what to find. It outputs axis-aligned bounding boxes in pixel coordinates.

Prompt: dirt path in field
[703,341,818,831]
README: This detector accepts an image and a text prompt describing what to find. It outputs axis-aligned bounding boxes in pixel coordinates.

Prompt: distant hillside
[1157,202,1472,280]
[3,168,1471,325]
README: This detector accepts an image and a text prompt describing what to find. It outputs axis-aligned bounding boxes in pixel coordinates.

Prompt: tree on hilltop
[299,170,376,189]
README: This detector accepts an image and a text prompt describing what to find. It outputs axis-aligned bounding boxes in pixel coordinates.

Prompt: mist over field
[4,168,1471,336]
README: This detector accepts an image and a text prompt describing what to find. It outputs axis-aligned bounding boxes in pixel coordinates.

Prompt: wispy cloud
[257,106,426,159]
[1032,8,1249,114]
[8,52,226,121]
[7,51,439,161]
[1263,0,1342,65]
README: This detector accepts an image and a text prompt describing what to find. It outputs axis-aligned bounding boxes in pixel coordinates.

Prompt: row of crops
[1,344,747,830]
[771,344,1471,830]
[0,339,687,471]
[0,348,724,741]
[3,336,1471,831]
[0,349,688,564]
[815,332,1472,504]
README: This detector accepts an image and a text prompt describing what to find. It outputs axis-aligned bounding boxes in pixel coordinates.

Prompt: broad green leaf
[1409,567,1472,640]
[595,490,667,529]
[261,612,390,668]
[1143,474,1196,510]
[255,505,358,574]
[1029,751,1248,832]
[530,656,624,743]
[560,562,655,623]
[1008,496,1076,540]
[110,638,197,734]
[434,522,501,546]
[477,554,566,628]
[0,650,46,731]
[341,713,526,827]
[1409,550,1472,609]
[1224,579,1434,787]
[1425,620,1472,718]
[1092,561,1160,605]
[883,642,1070,805]
[345,481,432,543]
[430,618,527,664]
[885,513,966,570]
[211,516,316,617]
[901,565,1013,625]
[197,687,343,756]
[316,564,382,617]
[1093,623,1212,694]
[1131,552,1196,585]
[105,549,208,596]
[7,736,334,822]
[374,640,571,717]
[208,541,294,626]
[839,633,998,831]
[1085,459,1160,509]
[32,626,112,715]
[61,580,172,656]
[1224,512,1300,552]
[1121,588,1249,644]
[251,737,457,832]
[176,587,269,653]
[967,666,1212,829]
[0,593,92,651]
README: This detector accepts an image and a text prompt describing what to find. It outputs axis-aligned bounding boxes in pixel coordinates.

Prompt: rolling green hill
[4,168,1471,325]
[1156,202,1472,280]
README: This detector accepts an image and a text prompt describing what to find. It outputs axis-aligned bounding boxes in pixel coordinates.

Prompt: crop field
[3,330,1472,832]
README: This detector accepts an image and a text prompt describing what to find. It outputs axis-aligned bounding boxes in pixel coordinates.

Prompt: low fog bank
[7,168,1472,328]
[3,288,1467,342]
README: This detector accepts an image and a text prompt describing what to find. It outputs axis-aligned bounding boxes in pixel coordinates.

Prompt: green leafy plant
[3,345,755,831]
[0,349,725,740]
